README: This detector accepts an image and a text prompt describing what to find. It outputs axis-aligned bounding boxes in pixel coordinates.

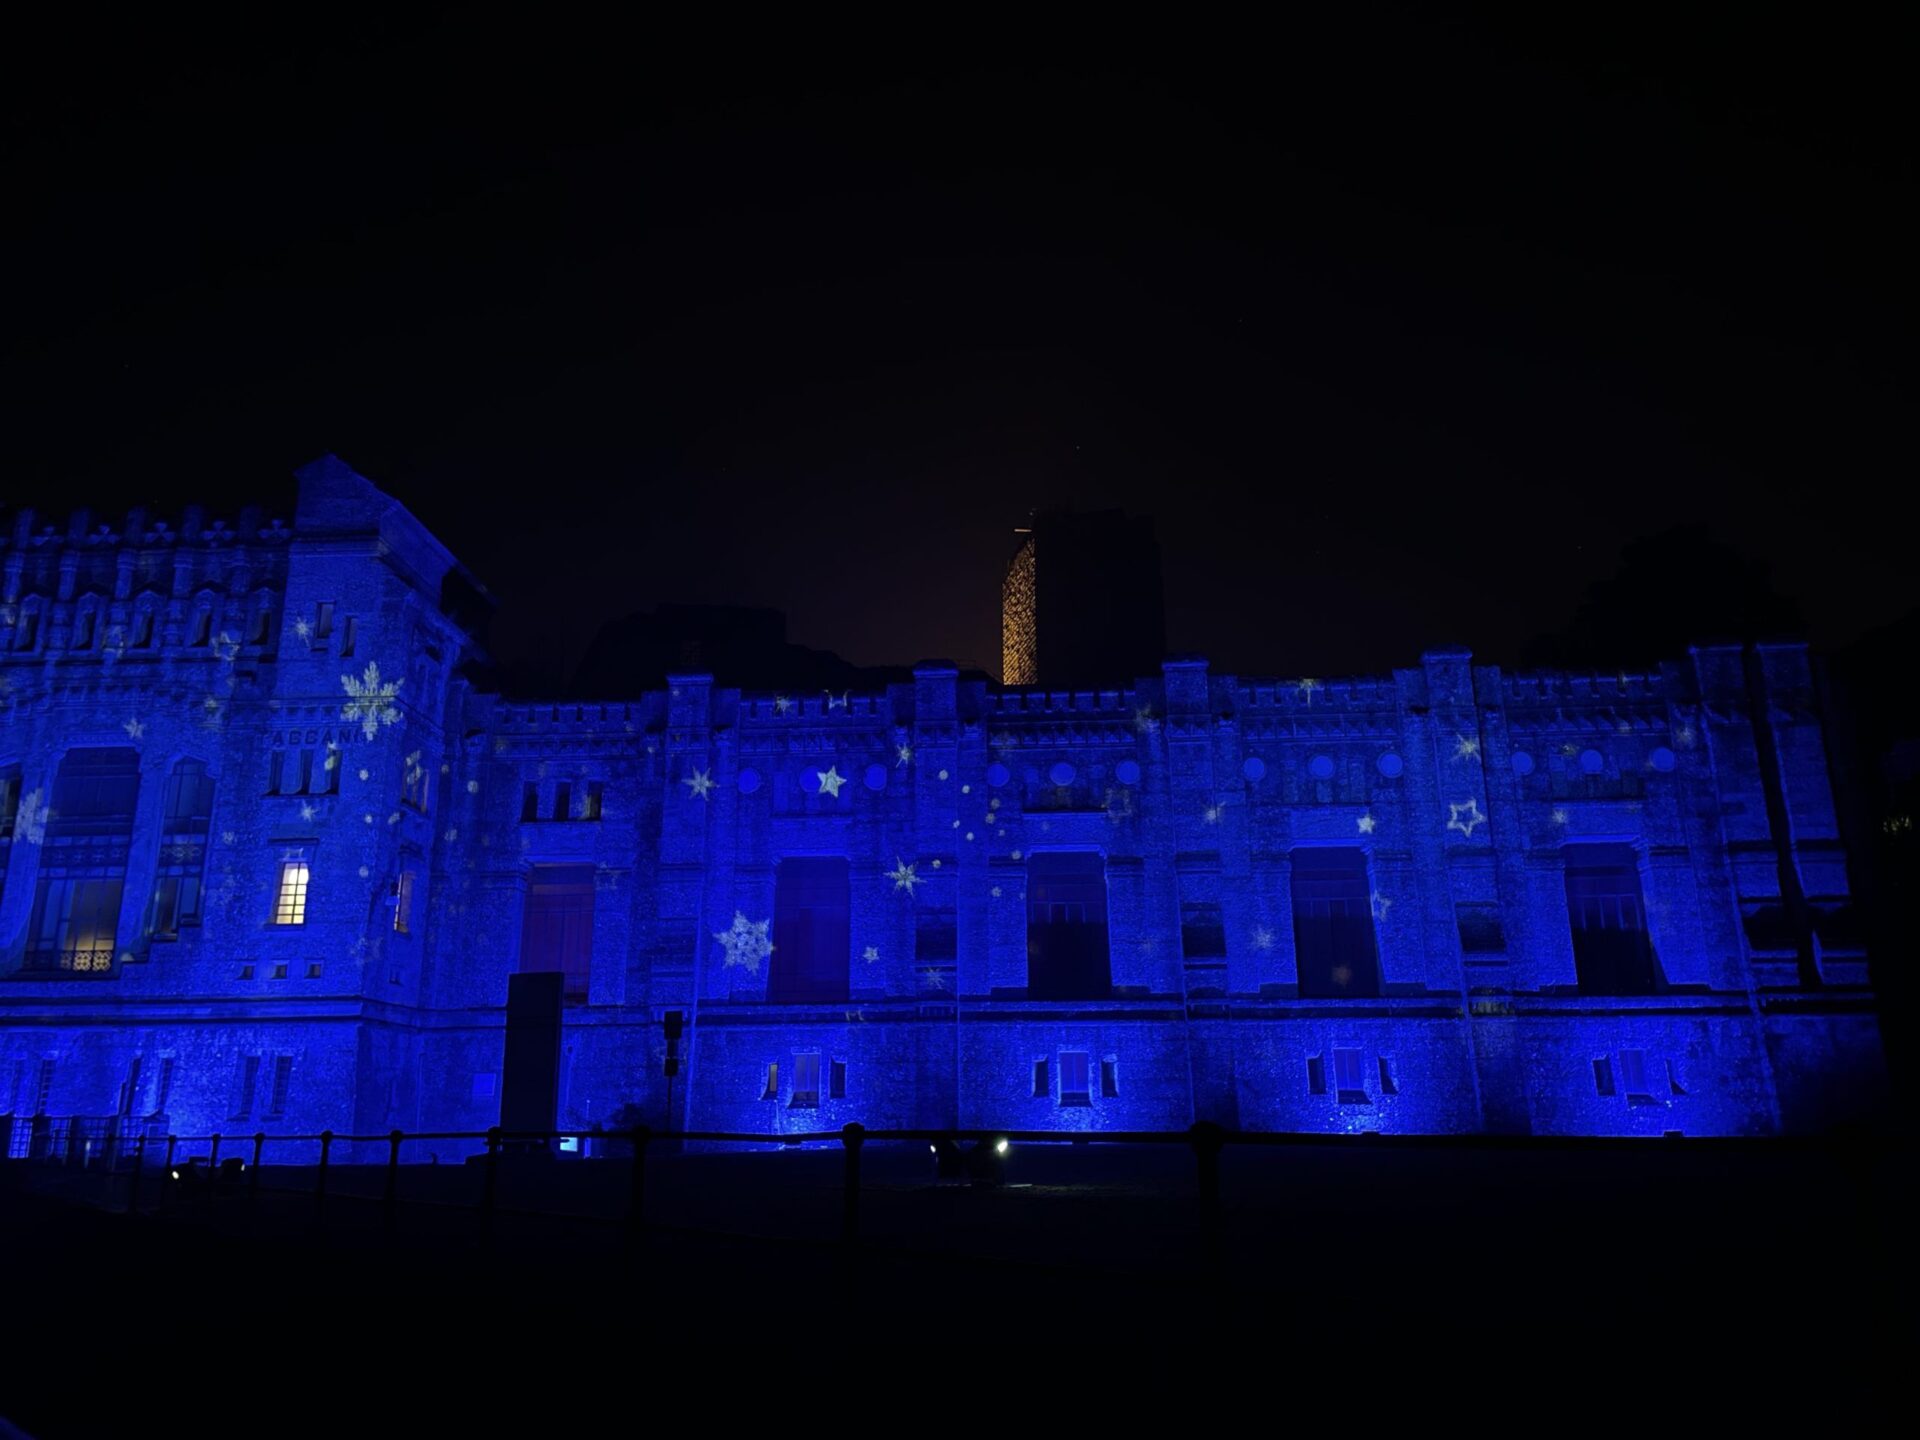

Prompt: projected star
[862,946,880,964]
[714,911,773,974]
[1370,890,1393,922]
[299,802,318,822]
[1551,808,1569,826]
[682,767,715,801]
[123,716,145,740]
[895,742,913,767]
[1203,802,1225,824]
[1356,813,1376,834]
[886,857,920,896]
[1453,733,1480,761]
[1447,798,1486,838]
[816,765,846,798]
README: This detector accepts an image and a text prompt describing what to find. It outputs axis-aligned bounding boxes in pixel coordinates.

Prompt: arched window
[11,598,42,652]
[146,760,215,940]
[72,597,100,651]
[27,747,141,972]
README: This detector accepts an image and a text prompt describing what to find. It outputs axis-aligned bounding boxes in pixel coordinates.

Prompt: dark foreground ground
[3,1136,1913,1433]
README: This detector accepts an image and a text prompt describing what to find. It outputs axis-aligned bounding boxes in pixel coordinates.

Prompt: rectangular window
[273,852,311,926]
[553,782,572,821]
[14,607,38,650]
[393,870,415,934]
[582,781,603,821]
[1099,1058,1119,1099]
[189,609,212,647]
[314,602,334,640]
[520,865,594,1001]
[248,604,272,646]
[74,608,96,650]
[34,1058,55,1114]
[521,783,540,822]
[131,608,154,648]
[1666,1059,1686,1097]
[791,1052,821,1107]
[26,747,141,972]
[1378,1056,1398,1095]
[761,1062,779,1100]
[1292,849,1380,998]
[153,1057,174,1115]
[231,1055,260,1120]
[1332,1047,1368,1102]
[1307,1053,1327,1096]
[118,1057,143,1117]
[1032,1058,1050,1099]
[829,1058,847,1100]
[1180,902,1227,958]
[1620,1048,1655,1102]
[1456,903,1507,954]
[339,615,356,658]
[1059,1050,1091,1105]
[915,909,957,963]
[1565,844,1658,995]
[265,1055,293,1118]
[1026,853,1112,1000]
[1592,1056,1616,1097]
[770,857,851,1004]
[402,749,429,812]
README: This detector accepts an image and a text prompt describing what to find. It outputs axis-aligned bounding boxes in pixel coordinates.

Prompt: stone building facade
[0,458,1886,1153]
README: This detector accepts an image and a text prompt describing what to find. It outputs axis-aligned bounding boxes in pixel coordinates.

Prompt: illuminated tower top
[999,508,1167,688]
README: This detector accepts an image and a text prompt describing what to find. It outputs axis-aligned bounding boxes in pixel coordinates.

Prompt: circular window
[735,766,761,793]
[1376,751,1403,778]
[864,763,888,791]
[1579,748,1606,775]
[1649,746,1676,773]
[1242,756,1267,782]
[1309,754,1336,780]
[1115,759,1142,786]
[987,761,1011,787]
[1049,761,1076,787]
[1511,750,1535,776]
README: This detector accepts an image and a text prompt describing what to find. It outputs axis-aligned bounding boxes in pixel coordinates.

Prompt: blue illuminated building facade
[0,458,1887,1150]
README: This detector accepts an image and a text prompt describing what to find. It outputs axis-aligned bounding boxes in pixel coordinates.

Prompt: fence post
[385,1130,403,1234]
[161,1135,177,1210]
[481,1127,501,1243]
[840,1123,866,1248]
[209,1132,222,1167]
[127,1132,146,1216]
[1189,1121,1225,1276]
[626,1126,651,1253]
[315,1130,334,1227]
[250,1133,265,1207]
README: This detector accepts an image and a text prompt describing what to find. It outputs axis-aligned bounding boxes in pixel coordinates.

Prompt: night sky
[6,10,1911,688]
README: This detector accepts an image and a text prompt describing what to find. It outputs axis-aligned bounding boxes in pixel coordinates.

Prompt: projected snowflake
[1252,925,1275,951]
[299,802,318,823]
[200,695,225,730]
[1370,890,1393,922]
[15,788,49,845]
[341,663,402,741]
[123,716,145,740]
[1447,798,1486,838]
[816,765,847,799]
[1453,733,1480,761]
[1296,678,1320,704]
[825,690,848,711]
[886,857,920,896]
[682,767,715,801]
[294,617,312,642]
[895,742,913,767]
[714,911,773,974]
[1551,808,1569,826]
[1133,706,1158,735]
[920,967,949,991]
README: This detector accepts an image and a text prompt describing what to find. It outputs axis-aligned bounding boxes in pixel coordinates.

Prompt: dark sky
[5,10,1912,685]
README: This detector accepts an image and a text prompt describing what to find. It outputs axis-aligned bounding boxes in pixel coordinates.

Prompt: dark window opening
[1592,1057,1615,1096]
[189,609,212,647]
[552,782,571,821]
[266,1055,293,1118]
[916,909,957,963]
[520,864,594,1001]
[1620,1047,1658,1103]
[1026,853,1112,1000]
[582,781,603,821]
[1378,1056,1398,1095]
[1333,1047,1368,1103]
[1307,1054,1327,1096]
[146,760,214,939]
[231,1055,260,1120]
[829,1058,847,1100]
[1566,844,1660,995]
[790,1053,820,1107]
[1456,903,1507,954]
[1059,1050,1091,1105]
[339,616,356,658]
[74,608,96,650]
[1032,1058,1050,1098]
[1666,1059,1686,1097]
[1181,902,1227,959]
[1099,1058,1119,1099]
[521,783,540,822]
[1292,848,1380,998]
[131,608,155,648]
[761,1063,778,1100]
[314,602,333,640]
[770,857,851,1004]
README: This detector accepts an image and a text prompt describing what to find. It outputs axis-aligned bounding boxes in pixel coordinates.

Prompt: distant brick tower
[1000,508,1167,688]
